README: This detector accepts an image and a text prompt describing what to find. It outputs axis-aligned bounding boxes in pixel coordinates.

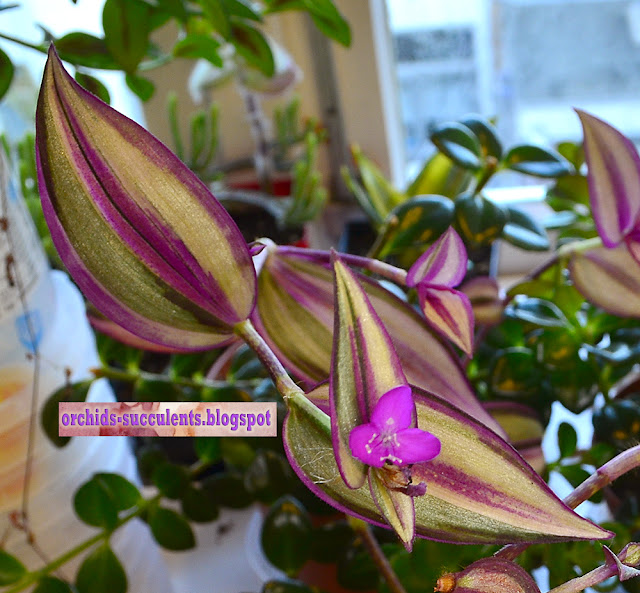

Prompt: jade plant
[4,45,640,593]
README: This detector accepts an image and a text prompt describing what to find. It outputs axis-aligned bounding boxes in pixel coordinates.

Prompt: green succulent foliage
[0,550,26,586]
[41,380,93,448]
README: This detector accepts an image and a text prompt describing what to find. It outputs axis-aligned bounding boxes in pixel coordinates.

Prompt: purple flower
[349,385,441,468]
[406,227,475,355]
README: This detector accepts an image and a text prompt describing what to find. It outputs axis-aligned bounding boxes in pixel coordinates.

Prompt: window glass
[386,0,640,185]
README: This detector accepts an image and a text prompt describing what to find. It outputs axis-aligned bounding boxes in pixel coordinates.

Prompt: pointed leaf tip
[407,227,468,288]
[36,46,256,351]
[576,109,640,246]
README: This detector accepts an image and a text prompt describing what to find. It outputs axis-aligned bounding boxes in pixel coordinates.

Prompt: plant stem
[233,319,329,431]
[4,494,161,593]
[495,444,640,562]
[366,215,399,261]
[275,245,409,286]
[348,518,408,593]
[0,31,45,53]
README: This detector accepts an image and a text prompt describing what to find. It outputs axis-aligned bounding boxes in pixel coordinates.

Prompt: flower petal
[349,424,386,467]
[418,286,475,355]
[407,227,468,288]
[394,428,441,465]
[370,385,414,432]
[576,109,640,246]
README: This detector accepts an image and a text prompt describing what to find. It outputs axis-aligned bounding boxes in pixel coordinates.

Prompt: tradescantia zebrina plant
[31,45,640,593]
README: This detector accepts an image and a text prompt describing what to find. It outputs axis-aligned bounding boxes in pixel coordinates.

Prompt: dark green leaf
[222,0,262,21]
[94,473,141,511]
[73,478,118,529]
[199,0,231,38]
[103,0,152,73]
[74,72,110,104]
[504,145,572,178]
[154,0,188,22]
[56,33,120,70]
[556,141,584,170]
[194,436,221,463]
[508,298,568,328]
[557,422,578,458]
[41,380,92,448]
[221,437,256,468]
[263,0,305,14]
[33,577,74,593]
[453,193,507,249]
[173,34,223,67]
[152,463,190,499]
[502,206,550,251]
[431,122,482,170]
[76,544,126,593]
[230,23,275,77]
[125,73,155,101]
[310,521,353,564]
[558,465,591,489]
[261,580,314,593]
[181,485,219,523]
[136,443,168,482]
[244,450,294,504]
[148,507,196,550]
[490,347,539,398]
[302,0,351,46]
[0,48,14,101]
[202,472,254,508]
[460,115,502,159]
[261,496,312,577]
[133,378,182,402]
[0,551,25,586]
[383,195,455,254]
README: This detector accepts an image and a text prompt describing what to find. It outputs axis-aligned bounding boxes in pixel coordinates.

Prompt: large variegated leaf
[36,47,256,350]
[569,245,640,317]
[284,384,611,544]
[330,257,407,488]
[256,249,504,435]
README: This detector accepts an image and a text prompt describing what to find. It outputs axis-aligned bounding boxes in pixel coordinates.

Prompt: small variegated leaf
[407,227,467,288]
[417,286,474,355]
[569,245,640,318]
[284,384,611,544]
[576,109,640,246]
[330,255,407,488]
[36,47,256,351]
[435,558,540,593]
[603,544,640,581]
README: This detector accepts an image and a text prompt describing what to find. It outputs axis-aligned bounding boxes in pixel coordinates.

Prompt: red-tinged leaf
[284,383,612,545]
[407,227,467,288]
[36,47,256,351]
[576,109,640,246]
[417,286,474,355]
[569,244,640,318]
[330,255,407,488]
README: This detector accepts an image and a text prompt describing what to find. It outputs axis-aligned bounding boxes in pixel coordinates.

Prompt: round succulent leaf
[73,477,118,529]
[41,380,92,448]
[405,152,471,199]
[33,577,75,593]
[261,496,312,576]
[431,122,483,171]
[244,450,295,504]
[0,551,26,586]
[490,347,539,399]
[336,539,381,590]
[383,195,455,254]
[0,47,13,101]
[93,473,141,511]
[507,297,568,328]
[181,485,220,523]
[74,72,111,104]
[148,506,196,551]
[194,436,222,463]
[75,544,126,593]
[502,207,550,251]
[504,145,572,178]
[55,33,121,70]
[460,115,503,159]
[151,463,190,499]
[261,580,314,593]
[453,193,507,249]
[202,472,254,508]
[310,521,354,564]
[557,422,578,459]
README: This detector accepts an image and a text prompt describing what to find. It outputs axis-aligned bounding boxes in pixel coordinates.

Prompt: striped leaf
[284,383,611,544]
[330,256,407,488]
[435,558,540,593]
[36,47,256,350]
[569,245,640,318]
